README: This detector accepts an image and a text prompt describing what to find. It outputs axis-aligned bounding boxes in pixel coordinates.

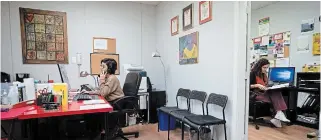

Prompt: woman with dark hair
[250,58,290,128]
[99,58,124,103]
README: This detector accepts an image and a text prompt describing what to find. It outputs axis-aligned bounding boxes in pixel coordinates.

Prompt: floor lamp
[152,52,167,103]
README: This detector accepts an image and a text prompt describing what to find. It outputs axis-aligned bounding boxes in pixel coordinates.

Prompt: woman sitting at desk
[98,58,124,103]
[250,58,290,128]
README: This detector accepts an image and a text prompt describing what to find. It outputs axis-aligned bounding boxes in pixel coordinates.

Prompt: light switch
[72,57,77,64]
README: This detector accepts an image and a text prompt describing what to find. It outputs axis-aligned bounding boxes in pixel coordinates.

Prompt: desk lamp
[79,71,98,88]
[152,51,167,102]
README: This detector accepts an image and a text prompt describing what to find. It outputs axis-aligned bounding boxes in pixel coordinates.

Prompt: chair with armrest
[183,93,228,140]
[169,90,207,140]
[248,91,273,130]
[101,72,142,140]
[157,88,191,131]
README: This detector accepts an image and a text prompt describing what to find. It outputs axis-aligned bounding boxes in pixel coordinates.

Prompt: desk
[1,96,113,140]
[269,86,320,128]
[1,106,33,140]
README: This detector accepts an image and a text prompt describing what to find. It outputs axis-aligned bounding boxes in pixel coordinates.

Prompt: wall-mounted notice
[301,18,314,33]
[258,17,270,36]
[297,35,310,53]
[93,38,108,50]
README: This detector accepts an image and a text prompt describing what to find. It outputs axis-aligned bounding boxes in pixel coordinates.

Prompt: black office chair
[169,90,207,140]
[184,93,228,140]
[1,72,11,83]
[101,72,142,140]
[157,88,191,131]
[248,91,273,130]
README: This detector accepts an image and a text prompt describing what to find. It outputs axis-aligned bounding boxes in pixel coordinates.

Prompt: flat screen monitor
[269,67,295,84]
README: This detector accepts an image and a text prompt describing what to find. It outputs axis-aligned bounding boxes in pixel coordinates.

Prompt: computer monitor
[269,67,295,84]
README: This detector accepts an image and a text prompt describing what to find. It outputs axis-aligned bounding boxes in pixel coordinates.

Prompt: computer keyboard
[73,93,99,101]
[267,83,290,90]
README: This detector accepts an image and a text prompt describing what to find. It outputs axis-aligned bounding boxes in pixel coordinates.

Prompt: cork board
[92,37,116,54]
[90,53,120,75]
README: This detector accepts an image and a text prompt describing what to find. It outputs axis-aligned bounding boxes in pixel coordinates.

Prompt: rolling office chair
[248,91,273,130]
[101,72,142,140]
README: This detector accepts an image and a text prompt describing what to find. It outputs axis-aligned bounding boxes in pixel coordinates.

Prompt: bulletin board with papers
[251,31,291,67]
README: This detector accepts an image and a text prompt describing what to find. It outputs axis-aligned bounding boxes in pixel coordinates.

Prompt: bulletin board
[90,53,120,75]
[251,31,291,67]
[92,37,116,54]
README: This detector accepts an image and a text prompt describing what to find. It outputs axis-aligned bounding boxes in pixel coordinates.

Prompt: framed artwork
[179,31,199,65]
[182,4,193,31]
[199,1,212,25]
[171,16,179,36]
[19,7,68,64]
[90,53,120,75]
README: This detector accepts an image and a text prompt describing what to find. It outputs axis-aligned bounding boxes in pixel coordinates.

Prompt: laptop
[267,67,295,89]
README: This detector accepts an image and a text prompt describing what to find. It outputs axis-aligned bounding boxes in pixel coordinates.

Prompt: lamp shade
[152,52,160,57]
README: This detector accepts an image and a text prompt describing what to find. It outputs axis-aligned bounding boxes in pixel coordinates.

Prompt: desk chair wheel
[255,125,260,130]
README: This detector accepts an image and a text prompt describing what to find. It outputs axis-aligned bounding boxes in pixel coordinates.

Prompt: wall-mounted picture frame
[182,4,193,31]
[19,7,69,64]
[171,16,179,36]
[199,1,212,25]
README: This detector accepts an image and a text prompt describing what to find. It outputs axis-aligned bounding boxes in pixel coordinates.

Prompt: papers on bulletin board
[261,36,270,46]
[297,35,310,53]
[93,39,108,50]
[275,58,290,67]
[301,18,314,33]
[269,60,275,67]
[259,17,270,36]
[283,31,291,45]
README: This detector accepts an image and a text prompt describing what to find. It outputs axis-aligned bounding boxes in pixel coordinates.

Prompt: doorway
[246,1,320,140]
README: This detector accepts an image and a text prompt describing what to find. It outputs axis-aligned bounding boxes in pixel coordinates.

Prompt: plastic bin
[158,110,176,131]
[189,127,211,140]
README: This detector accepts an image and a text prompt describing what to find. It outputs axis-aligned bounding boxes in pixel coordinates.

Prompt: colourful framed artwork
[179,31,199,65]
[19,7,68,64]
[199,1,212,25]
[171,16,179,36]
[182,4,193,31]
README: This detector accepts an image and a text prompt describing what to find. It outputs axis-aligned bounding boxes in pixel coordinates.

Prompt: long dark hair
[251,58,270,79]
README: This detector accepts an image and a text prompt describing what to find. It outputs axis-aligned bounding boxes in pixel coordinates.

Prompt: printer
[122,64,151,93]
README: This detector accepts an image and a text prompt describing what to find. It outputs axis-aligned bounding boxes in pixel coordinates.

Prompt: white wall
[1,1,163,89]
[156,1,247,140]
[251,1,320,70]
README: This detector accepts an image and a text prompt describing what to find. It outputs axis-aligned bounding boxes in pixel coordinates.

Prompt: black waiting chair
[101,72,142,140]
[157,88,191,129]
[248,91,273,130]
[183,93,228,140]
[169,90,207,140]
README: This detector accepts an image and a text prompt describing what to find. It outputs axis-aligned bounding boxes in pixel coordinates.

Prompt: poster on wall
[258,17,270,36]
[312,33,320,55]
[297,35,310,53]
[301,18,314,33]
[179,32,199,65]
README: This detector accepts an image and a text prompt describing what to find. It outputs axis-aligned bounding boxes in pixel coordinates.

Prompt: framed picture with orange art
[199,1,212,25]
[171,16,179,36]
